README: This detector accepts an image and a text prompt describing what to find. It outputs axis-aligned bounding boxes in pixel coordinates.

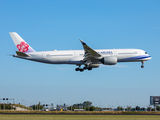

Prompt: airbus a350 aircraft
[10,32,151,72]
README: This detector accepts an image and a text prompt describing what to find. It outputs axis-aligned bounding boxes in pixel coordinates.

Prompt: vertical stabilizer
[9,32,35,53]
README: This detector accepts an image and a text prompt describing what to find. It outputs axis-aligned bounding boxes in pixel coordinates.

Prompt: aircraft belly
[117,55,151,62]
[48,56,72,63]
[67,56,84,64]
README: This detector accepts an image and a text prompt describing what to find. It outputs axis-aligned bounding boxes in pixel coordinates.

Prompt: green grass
[0,115,160,120]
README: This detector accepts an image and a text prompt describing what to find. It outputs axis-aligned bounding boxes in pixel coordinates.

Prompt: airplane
[9,32,151,72]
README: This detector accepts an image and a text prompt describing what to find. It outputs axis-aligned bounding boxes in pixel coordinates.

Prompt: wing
[79,39,102,64]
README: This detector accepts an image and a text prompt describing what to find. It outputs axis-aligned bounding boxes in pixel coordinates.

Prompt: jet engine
[100,56,117,65]
[89,64,100,68]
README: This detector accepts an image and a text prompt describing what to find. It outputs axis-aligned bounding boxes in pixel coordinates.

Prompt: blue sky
[0,0,160,108]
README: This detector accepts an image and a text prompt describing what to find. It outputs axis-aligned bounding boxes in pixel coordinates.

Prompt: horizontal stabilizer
[16,51,29,57]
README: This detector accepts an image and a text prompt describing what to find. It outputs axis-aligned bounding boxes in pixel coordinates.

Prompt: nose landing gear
[141,61,144,68]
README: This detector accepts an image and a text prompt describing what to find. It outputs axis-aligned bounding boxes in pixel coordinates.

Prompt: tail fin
[9,32,35,53]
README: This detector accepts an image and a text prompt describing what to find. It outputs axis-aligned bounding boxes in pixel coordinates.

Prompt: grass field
[0,115,160,120]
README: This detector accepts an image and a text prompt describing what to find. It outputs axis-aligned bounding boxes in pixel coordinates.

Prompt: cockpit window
[145,52,147,54]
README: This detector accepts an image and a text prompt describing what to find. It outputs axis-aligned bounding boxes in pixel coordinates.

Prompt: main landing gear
[141,61,144,68]
[75,65,92,72]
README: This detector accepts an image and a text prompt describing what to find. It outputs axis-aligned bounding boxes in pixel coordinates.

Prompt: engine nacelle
[89,64,100,68]
[100,56,117,65]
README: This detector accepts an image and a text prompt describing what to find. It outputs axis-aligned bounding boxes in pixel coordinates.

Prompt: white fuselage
[14,49,151,65]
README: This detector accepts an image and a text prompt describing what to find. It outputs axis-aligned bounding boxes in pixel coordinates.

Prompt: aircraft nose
[148,54,151,60]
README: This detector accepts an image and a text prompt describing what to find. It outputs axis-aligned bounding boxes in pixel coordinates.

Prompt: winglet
[79,39,86,45]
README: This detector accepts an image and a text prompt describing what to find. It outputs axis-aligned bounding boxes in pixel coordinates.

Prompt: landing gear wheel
[83,67,87,70]
[88,67,92,70]
[75,68,79,71]
[141,61,145,68]
[80,69,84,72]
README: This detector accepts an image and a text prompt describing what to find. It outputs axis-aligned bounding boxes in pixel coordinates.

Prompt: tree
[141,107,146,111]
[126,106,131,111]
[83,101,92,107]
[89,106,95,111]
[117,106,123,111]
[0,104,11,110]
[68,101,94,111]
[83,101,92,111]
[135,106,140,111]
[156,106,160,111]
[147,106,152,111]
[31,102,44,110]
